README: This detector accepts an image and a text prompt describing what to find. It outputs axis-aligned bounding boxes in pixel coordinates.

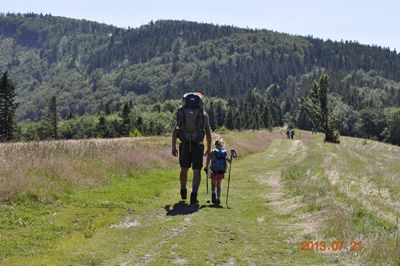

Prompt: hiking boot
[211,192,217,204]
[190,192,199,205]
[217,198,221,206]
[180,188,187,200]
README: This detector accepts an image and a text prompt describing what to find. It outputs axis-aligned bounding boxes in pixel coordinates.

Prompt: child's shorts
[211,173,224,181]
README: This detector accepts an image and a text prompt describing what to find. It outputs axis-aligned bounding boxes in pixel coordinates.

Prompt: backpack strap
[176,105,184,128]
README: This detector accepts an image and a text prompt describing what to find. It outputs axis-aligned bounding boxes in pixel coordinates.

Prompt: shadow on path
[199,204,223,209]
[164,201,199,216]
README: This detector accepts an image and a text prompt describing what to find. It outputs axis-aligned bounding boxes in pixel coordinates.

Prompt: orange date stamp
[300,241,363,252]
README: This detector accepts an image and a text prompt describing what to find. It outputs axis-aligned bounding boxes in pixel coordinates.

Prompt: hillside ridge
[1,13,400,121]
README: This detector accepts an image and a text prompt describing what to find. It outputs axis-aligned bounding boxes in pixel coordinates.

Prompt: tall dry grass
[0,130,280,201]
[215,130,283,157]
[0,137,174,201]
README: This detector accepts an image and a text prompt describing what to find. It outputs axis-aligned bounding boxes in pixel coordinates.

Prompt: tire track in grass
[252,138,332,264]
[258,139,327,245]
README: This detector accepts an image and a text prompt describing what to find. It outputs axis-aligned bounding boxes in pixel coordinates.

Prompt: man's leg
[189,169,201,205]
[180,167,189,189]
[192,169,201,194]
[179,142,190,201]
[180,168,189,200]
[190,143,204,205]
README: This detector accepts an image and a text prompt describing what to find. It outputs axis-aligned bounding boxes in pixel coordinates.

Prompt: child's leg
[211,178,217,193]
[217,179,222,199]
[211,178,217,203]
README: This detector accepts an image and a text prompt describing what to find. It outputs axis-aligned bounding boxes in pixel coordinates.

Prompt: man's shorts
[179,142,204,170]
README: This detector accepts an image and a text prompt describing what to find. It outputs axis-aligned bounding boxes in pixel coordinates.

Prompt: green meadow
[0,130,399,265]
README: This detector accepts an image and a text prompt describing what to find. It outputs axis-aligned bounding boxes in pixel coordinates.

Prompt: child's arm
[226,153,232,163]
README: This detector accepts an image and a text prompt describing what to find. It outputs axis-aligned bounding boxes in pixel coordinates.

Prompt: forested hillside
[1,13,400,144]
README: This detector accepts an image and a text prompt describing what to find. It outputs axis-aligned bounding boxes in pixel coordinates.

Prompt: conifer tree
[0,71,16,142]
[39,96,58,139]
[104,102,111,115]
[208,102,217,130]
[135,116,144,134]
[215,103,225,128]
[234,110,242,130]
[267,111,273,132]
[301,74,339,143]
[225,108,234,130]
[118,103,131,136]
[97,116,107,138]
[67,110,75,120]
[49,96,58,139]
[262,105,270,129]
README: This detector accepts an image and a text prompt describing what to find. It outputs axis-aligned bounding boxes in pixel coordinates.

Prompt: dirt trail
[258,140,326,244]
[288,139,300,155]
[259,140,299,214]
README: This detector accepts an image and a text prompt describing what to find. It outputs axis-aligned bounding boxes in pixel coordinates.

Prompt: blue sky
[2,0,399,51]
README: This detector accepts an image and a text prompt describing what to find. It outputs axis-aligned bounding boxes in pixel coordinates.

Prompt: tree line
[2,71,400,146]
[0,70,283,141]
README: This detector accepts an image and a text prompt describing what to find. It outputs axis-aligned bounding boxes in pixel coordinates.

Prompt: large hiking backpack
[177,93,205,143]
[211,148,228,174]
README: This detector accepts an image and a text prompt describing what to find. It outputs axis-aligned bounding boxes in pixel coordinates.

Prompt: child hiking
[205,138,231,205]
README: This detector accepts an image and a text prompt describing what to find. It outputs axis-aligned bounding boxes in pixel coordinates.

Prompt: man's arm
[171,125,179,157]
[204,113,212,158]
[205,151,212,168]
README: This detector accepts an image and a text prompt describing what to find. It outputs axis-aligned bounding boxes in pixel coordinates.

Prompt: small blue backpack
[211,148,228,174]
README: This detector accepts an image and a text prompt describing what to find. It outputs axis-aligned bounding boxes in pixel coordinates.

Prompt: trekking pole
[206,166,211,203]
[226,149,237,208]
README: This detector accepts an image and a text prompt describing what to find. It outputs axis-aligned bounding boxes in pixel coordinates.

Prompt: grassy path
[3,134,399,265]
[106,138,331,265]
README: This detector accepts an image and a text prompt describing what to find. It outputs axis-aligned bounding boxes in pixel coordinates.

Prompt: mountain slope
[1,13,400,122]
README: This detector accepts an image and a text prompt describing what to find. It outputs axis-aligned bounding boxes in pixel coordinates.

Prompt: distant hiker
[290,128,295,139]
[171,92,212,206]
[286,129,290,139]
[205,138,231,205]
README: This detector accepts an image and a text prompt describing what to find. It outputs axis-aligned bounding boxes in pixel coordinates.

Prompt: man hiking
[171,92,212,205]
